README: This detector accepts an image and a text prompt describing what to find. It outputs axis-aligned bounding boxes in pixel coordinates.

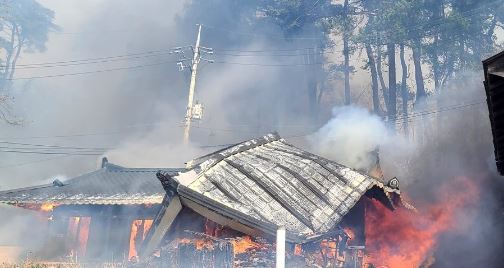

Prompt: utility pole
[180,25,212,145]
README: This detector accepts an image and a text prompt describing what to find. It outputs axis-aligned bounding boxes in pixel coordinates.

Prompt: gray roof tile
[0,163,183,205]
[174,133,401,240]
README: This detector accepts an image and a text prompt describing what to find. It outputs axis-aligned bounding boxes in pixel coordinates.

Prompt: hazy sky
[0,0,320,189]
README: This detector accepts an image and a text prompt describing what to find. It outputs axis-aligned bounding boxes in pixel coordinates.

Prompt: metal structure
[181,25,213,144]
[483,51,504,175]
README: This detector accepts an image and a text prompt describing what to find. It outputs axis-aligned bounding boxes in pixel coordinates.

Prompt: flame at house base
[364,177,480,268]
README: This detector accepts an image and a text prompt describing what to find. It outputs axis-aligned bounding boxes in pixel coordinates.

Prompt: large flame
[365,177,480,268]
[231,235,261,255]
[66,216,91,257]
[128,219,154,260]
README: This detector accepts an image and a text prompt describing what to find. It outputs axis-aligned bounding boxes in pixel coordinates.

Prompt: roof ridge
[188,132,281,171]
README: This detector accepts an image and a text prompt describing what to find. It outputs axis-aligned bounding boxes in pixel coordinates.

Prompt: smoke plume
[307,72,504,267]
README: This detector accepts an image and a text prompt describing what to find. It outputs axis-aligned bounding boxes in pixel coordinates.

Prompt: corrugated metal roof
[0,162,184,205]
[172,133,401,241]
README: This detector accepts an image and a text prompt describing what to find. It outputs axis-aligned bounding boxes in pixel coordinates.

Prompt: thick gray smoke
[0,0,327,260]
[0,0,322,188]
[308,72,504,267]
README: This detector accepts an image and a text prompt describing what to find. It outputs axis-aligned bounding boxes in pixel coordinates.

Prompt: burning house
[0,158,183,262]
[139,133,405,267]
[0,133,405,267]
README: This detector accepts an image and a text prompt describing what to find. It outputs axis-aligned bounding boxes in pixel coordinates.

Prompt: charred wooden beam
[140,172,182,259]
[181,197,264,238]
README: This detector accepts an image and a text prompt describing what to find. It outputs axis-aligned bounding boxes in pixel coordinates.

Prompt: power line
[392,101,486,126]
[0,122,183,140]
[213,60,324,67]
[0,141,112,150]
[0,155,76,169]
[0,146,106,153]
[8,52,177,70]
[7,60,178,80]
[0,100,485,144]
[202,24,325,41]
[213,45,339,53]
[212,49,345,57]
[1,48,184,69]
[0,149,103,156]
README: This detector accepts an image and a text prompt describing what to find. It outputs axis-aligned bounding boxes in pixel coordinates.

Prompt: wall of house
[40,204,160,262]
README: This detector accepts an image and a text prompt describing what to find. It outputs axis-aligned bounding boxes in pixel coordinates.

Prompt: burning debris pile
[148,219,356,268]
[157,231,273,267]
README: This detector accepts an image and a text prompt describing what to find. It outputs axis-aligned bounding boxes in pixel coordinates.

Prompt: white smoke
[308,105,414,171]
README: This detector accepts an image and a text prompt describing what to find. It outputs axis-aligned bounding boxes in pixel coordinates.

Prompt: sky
[0,0,324,189]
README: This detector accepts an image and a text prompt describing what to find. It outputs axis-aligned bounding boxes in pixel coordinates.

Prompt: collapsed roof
[154,133,402,244]
[0,159,183,205]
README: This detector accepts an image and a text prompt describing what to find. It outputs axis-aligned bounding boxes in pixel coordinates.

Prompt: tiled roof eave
[177,184,311,243]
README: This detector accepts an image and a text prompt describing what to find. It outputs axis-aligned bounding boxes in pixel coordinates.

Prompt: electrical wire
[0,48,185,69]
[212,60,323,67]
[0,100,486,145]
[0,149,103,156]
[8,52,177,70]
[0,141,112,150]
[0,155,76,169]
[7,60,179,80]
[202,24,325,41]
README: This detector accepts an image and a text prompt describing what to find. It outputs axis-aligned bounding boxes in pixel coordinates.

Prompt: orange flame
[294,244,303,256]
[179,237,215,250]
[66,216,91,257]
[231,235,261,255]
[40,203,56,212]
[365,177,480,268]
[128,219,154,260]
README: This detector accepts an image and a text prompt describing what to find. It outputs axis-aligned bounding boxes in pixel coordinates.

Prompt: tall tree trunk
[432,37,441,91]
[412,39,426,103]
[399,44,409,135]
[376,44,389,111]
[7,26,23,81]
[387,43,397,131]
[431,0,444,91]
[442,54,455,86]
[304,47,318,119]
[0,23,16,92]
[343,0,351,105]
[365,43,380,115]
